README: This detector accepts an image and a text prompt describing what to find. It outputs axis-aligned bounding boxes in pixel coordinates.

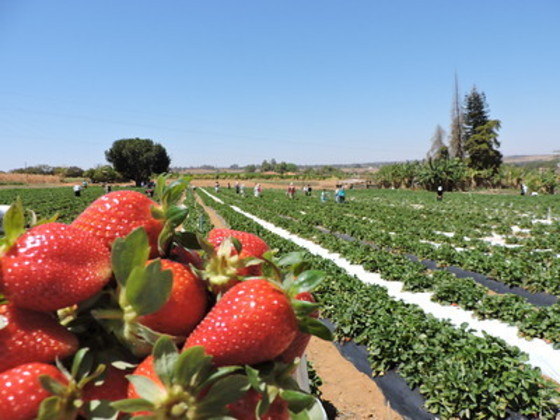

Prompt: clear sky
[0,1,558,170]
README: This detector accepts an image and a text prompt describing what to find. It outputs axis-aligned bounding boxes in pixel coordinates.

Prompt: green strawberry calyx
[37,348,119,420]
[0,198,58,256]
[148,175,192,256]
[198,236,264,296]
[112,336,250,419]
[244,362,318,418]
[93,228,177,357]
[280,264,333,342]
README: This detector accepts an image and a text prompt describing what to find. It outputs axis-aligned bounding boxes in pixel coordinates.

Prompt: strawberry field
[196,186,560,419]
[1,183,560,419]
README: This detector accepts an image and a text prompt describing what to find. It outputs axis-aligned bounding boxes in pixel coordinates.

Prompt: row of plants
[224,187,560,295]
[197,189,560,419]
[205,189,560,347]
[372,160,559,193]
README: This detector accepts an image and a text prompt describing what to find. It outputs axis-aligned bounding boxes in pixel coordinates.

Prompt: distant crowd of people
[210,181,352,204]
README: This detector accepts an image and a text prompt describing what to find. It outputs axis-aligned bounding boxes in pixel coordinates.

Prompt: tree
[463,87,489,141]
[465,120,503,172]
[463,87,502,172]
[105,138,170,186]
[244,164,257,173]
[449,74,464,159]
[427,125,447,160]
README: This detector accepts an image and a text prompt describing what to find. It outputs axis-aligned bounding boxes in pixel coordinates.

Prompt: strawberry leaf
[174,346,212,387]
[111,398,156,413]
[82,399,119,420]
[299,318,333,341]
[112,228,150,287]
[126,260,172,316]
[196,374,250,417]
[289,270,325,295]
[174,231,202,249]
[292,300,320,317]
[152,336,179,387]
[277,252,306,267]
[71,347,94,381]
[126,375,166,402]
[37,396,62,420]
[280,390,316,413]
[38,374,67,397]
[1,199,25,249]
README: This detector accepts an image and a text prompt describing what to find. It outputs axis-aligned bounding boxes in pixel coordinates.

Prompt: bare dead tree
[449,73,464,159]
[427,125,447,160]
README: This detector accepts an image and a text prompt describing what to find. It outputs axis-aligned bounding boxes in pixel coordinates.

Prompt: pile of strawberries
[0,177,331,420]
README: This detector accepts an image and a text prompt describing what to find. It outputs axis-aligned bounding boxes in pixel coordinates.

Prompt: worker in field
[287,183,296,199]
[320,189,328,203]
[437,185,444,201]
[73,184,82,197]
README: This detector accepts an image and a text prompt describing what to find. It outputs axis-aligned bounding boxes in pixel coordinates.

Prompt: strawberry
[0,362,67,420]
[184,279,298,366]
[207,229,269,261]
[0,222,111,312]
[114,337,249,418]
[227,389,289,420]
[72,190,164,257]
[276,292,317,363]
[93,229,208,357]
[203,229,270,294]
[83,365,129,402]
[72,177,190,258]
[137,259,208,336]
[0,304,78,372]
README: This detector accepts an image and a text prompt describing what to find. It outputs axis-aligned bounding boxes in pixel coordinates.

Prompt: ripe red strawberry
[207,229,269,261]
[0,362,67,420]
[127,355,159,400]
[83,366,130,402]
[0,304,78,372]
[276,292,317,364]
[227,389,289,420]
[204,229,270,294]
[72,190,164,257]
[184,279,298,366]
[138,259,208,336]
[0,222,112,312]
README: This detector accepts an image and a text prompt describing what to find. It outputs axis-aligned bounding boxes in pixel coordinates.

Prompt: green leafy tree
[105,138,170,186]
[463,87,502,172]
[465,120,503,172]
[418,158,467,191]
[244,164,257,173]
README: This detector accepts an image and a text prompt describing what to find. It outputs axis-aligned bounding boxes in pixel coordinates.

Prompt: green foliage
[197,188,560,418]
[84,165,124,183]
[465,120,503,172]
[105,138,170,186]
[463,87,503,173]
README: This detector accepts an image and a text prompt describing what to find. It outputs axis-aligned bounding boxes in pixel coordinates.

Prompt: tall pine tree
[463,87,502,172]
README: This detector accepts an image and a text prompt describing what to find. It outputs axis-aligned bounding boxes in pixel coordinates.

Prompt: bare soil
[196,193,401,419]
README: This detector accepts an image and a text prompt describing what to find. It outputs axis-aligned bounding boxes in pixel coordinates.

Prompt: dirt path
[195,193,401,419]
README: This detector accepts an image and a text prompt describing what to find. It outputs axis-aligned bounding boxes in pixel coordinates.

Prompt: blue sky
[0,1,558,170]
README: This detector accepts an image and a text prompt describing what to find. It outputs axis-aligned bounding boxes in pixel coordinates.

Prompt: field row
[197,188,560,419]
